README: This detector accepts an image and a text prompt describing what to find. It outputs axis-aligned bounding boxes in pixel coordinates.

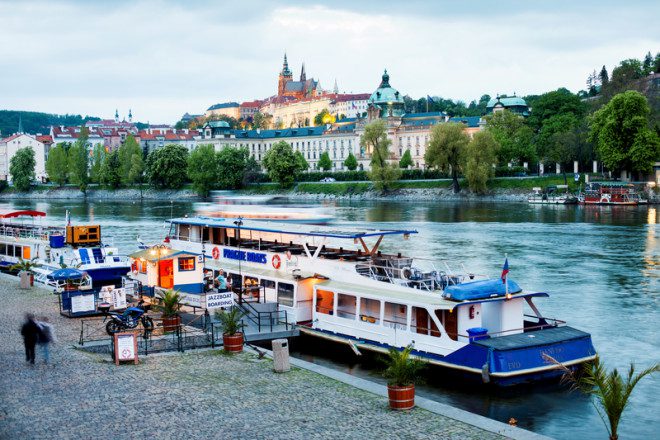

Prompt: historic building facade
[0,133,50,182]
[486,95,530,117]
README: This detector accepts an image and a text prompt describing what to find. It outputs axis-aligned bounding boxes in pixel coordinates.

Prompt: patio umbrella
[47,268,86,281]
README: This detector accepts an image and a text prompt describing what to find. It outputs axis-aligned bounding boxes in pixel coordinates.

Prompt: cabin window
[316,289,334,315]
[336,294,356,319]
[202,227,210,243]
[437,310,457,341]
[260,279,276,289]
[277,282,294,307]
[226,272,239,289]
[384,302,407,331]
[178,224,191,240]
[178,257,195,271]
[359,297,381,324]
[0,244,6,255]
[13,246,21,258]
[412,307,440,337]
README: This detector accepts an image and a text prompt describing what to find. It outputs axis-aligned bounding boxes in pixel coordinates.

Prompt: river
[5,199,658,439]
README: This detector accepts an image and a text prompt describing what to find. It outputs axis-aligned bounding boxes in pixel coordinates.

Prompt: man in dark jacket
[21,313,40,365]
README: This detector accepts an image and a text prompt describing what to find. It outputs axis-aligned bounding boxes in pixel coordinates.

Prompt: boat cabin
[128,246,204,293]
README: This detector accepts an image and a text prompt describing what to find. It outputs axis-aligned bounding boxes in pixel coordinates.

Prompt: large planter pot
[223,332,244,353]
[162,315,181,332]
[387,384,415,410]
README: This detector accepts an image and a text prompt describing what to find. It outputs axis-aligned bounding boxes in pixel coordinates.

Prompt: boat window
[412,307,441,337]
[178,224,190,240]
[359,297,381,324]
[316,289,334,315]
[437,310,457,341]
[260,279,276,289]
[13,245,21,258]
[202,227,210,243]
[0,244,5,255]
[277,282,294,307]
[384,302,407,331]
[226,272,239,289]
[336,293,356,319]
[178,257,195,272]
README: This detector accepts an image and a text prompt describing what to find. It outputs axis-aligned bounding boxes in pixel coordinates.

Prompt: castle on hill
[277,53,321,99]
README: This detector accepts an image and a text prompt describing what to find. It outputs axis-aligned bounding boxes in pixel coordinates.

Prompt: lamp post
[234,217,243,300]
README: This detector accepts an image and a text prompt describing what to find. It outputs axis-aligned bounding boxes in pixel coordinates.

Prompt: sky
[0,0,658,124]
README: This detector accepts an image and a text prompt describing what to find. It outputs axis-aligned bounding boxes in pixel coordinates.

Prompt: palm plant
[156,289,183,318]
[382,345,426,387]
[214,307,246,336]
[10,257,41,274]
[546,355,659,440]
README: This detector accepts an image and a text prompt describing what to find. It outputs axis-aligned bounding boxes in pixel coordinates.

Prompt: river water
[5,199,658,439]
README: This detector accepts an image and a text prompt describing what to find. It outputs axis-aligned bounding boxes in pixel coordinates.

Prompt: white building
[329,93,370,119]
[0,133,50,182]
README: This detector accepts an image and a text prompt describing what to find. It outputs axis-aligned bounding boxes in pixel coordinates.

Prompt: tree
[485,110,536,165]
[526,88,586,132]
[344,151,358,170]
[642,51,654,75]
[217,146,251,189]
[399,149,413,168]
[118,134,142,185]
[463,131,498,194]
[100,150,121,189]
[263,141,305,188]
[146,144,189,189]
[252,112,272,129]
[89,144,105,184]
[589,91,660,174]
[313,109,334,126]
[187,144,218,196]
[318,151,332,171]
[547,355,658,440]
[425,123,469,193]
[45,144,68,186]
[361,120,400,192]
[599,65,609,86]
[9,147,36,192]
[294,151,308,172]
[127,151,144,187]
[67,131,89,192]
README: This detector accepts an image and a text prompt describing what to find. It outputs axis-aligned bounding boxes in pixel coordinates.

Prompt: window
[412,306,440,337]
[178,257,195,271]
[261,279,276,289]
[360,297,381,324]
[316,289,334,315]
[384,302,407,330]
[336,293,356,319]
[278,282,294,307]
[0,244,5,255]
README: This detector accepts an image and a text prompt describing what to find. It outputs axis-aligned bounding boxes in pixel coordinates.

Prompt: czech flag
[501,258,509,284]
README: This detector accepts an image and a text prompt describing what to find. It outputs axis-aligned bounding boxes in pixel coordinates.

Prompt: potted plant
[215,307,247,353]
[10,258,41,289]
[382,345,425,410]
[156,289,183,332]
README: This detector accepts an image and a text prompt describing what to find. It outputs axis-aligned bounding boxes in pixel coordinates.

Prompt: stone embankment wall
[0,187,200,200]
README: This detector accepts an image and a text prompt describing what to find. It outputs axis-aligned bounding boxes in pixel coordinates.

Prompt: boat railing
[0,225,63,241]
[461,314,567,340]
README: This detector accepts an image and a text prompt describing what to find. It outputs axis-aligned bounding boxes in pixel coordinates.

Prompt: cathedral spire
[300,62,306,81]
[128,108,133,123]
[333,78,339,94]
[114,109,119,123]
[282,52,291,76]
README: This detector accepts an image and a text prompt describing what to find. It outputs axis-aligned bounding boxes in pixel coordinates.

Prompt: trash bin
[467,327,489,342]
[272,338,290,373]
[19,271,31,289]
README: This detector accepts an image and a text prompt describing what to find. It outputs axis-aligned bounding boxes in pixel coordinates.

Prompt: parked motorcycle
[104,301,154,335]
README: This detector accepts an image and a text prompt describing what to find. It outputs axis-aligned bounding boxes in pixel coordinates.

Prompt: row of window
[0,244,27,258]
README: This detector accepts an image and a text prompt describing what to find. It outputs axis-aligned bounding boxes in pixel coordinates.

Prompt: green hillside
[0,110,100,137]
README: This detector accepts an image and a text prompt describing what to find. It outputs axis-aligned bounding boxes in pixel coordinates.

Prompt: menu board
[112,288,127,309]
[114,332,139,365]
[71,294,95,313]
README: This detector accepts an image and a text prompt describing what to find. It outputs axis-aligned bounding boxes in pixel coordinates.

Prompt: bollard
[272,338,290,373]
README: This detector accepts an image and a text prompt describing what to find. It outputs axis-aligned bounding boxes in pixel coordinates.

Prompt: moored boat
[164,216,596,386]
[528,185,578,204]
[579,182,639,205]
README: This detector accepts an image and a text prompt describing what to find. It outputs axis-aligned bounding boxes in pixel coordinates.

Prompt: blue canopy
[47,268,86,281]
[443,279,522,301]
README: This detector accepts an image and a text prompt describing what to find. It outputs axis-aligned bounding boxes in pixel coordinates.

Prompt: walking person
[37,316,56,365]
[20,314,40,365]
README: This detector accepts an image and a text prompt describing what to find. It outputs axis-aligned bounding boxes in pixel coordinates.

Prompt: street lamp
[234,217,243,300]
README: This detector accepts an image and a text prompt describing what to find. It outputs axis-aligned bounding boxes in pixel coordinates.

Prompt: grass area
[295,182,372,195]
[489,175,582,191]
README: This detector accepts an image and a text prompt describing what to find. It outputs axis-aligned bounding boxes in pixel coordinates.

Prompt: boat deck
[475,326,590,350]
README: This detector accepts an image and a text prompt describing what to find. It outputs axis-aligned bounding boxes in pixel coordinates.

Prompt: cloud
[0,0,658,123]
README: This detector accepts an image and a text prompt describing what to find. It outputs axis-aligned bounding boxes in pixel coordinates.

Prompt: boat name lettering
[223,249,267,264]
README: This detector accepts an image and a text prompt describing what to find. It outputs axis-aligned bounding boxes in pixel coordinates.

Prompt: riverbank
[0,275,542,439]
[0,186,200,201]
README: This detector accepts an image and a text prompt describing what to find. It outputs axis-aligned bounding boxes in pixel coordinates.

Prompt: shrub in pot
[156,289,183,332]
[10,258,40,289]
[382,345,425,410]
[215,307,247,353]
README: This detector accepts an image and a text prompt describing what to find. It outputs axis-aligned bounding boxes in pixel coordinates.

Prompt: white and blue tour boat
[165,216,596,386]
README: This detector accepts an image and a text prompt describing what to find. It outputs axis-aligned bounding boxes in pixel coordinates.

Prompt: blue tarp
[444,279,522,301]
[47,268,85,281]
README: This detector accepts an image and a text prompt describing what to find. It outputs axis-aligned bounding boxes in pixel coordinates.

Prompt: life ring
[212,246,220,259]
[272,254,281,269]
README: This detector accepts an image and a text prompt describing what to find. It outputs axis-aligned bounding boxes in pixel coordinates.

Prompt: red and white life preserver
[272,254,281,269]
[212,246,220,259]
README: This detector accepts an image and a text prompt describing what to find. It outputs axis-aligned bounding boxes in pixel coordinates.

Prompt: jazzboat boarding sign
[114,332,139,366]
[206,291,234,310]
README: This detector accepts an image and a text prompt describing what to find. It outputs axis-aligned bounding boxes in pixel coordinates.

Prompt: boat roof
[205,260,316,282]
[129,248,199,262]
[0,210,46,218]
[168,216,417,240]
[589,181,634,186]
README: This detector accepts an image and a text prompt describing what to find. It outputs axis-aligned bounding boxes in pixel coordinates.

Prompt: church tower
[278,53,293,96]
[300,62,306,82]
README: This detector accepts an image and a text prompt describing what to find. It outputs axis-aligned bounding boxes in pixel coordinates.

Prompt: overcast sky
[0,0,658,124]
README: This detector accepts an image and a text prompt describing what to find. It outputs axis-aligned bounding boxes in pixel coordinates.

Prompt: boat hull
[83,266,130,286]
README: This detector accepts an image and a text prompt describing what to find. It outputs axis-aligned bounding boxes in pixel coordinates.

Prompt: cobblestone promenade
[0,275,505,440]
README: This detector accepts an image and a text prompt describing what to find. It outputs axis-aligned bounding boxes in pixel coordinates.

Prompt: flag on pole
[426,95,434,104]
[501,257,509,284]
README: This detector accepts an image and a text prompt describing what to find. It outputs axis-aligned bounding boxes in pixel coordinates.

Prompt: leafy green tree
[100,150,121,189]
[252,112,272,129]
[399,149,413,168]
[146,144,189,189]
[313,109,334,126]
[118,134,143,185]
[361,120,400,192]
[485,110,536,165]
[89,144,105,184]
[599,65,609,87]
[589,91,660,174]
[263,141,305,188]
[642,51,654,75]
[344,151,358,170]
[318,151,332,171]
[294,151,308,172]
[425,123,469,193]
[9,147,36,192]
[45,144,68,186]
[527,88,586,132]
[128,151,144,187]
[463,131,498,194]
[67,128,90,192]
[217,146,251,189]
[187,144,218,196]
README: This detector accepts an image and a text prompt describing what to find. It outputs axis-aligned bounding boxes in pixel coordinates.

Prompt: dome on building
[486,96,527,108]
[208,120,230,128]
[368,69,405,118]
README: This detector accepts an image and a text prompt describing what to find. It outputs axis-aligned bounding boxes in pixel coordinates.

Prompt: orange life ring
[212,246,220,259]
[272,254,281,269]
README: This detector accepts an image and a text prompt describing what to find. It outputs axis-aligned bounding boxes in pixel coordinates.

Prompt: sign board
[574,173,580,182]
[180,293,203,308]
[112,288,127,309]
[206,291,234,310]
[100,285,115,304]
[71,294,95,313]
[114,332,139,365]
[223,248,267,264]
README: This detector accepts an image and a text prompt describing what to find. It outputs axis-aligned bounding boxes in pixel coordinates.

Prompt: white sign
[116,334,136,361]
[71,294,95,313]
[112,288,127,309]
[100,285,115,304]
[181,293,203,308]
[206,291,234,310]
